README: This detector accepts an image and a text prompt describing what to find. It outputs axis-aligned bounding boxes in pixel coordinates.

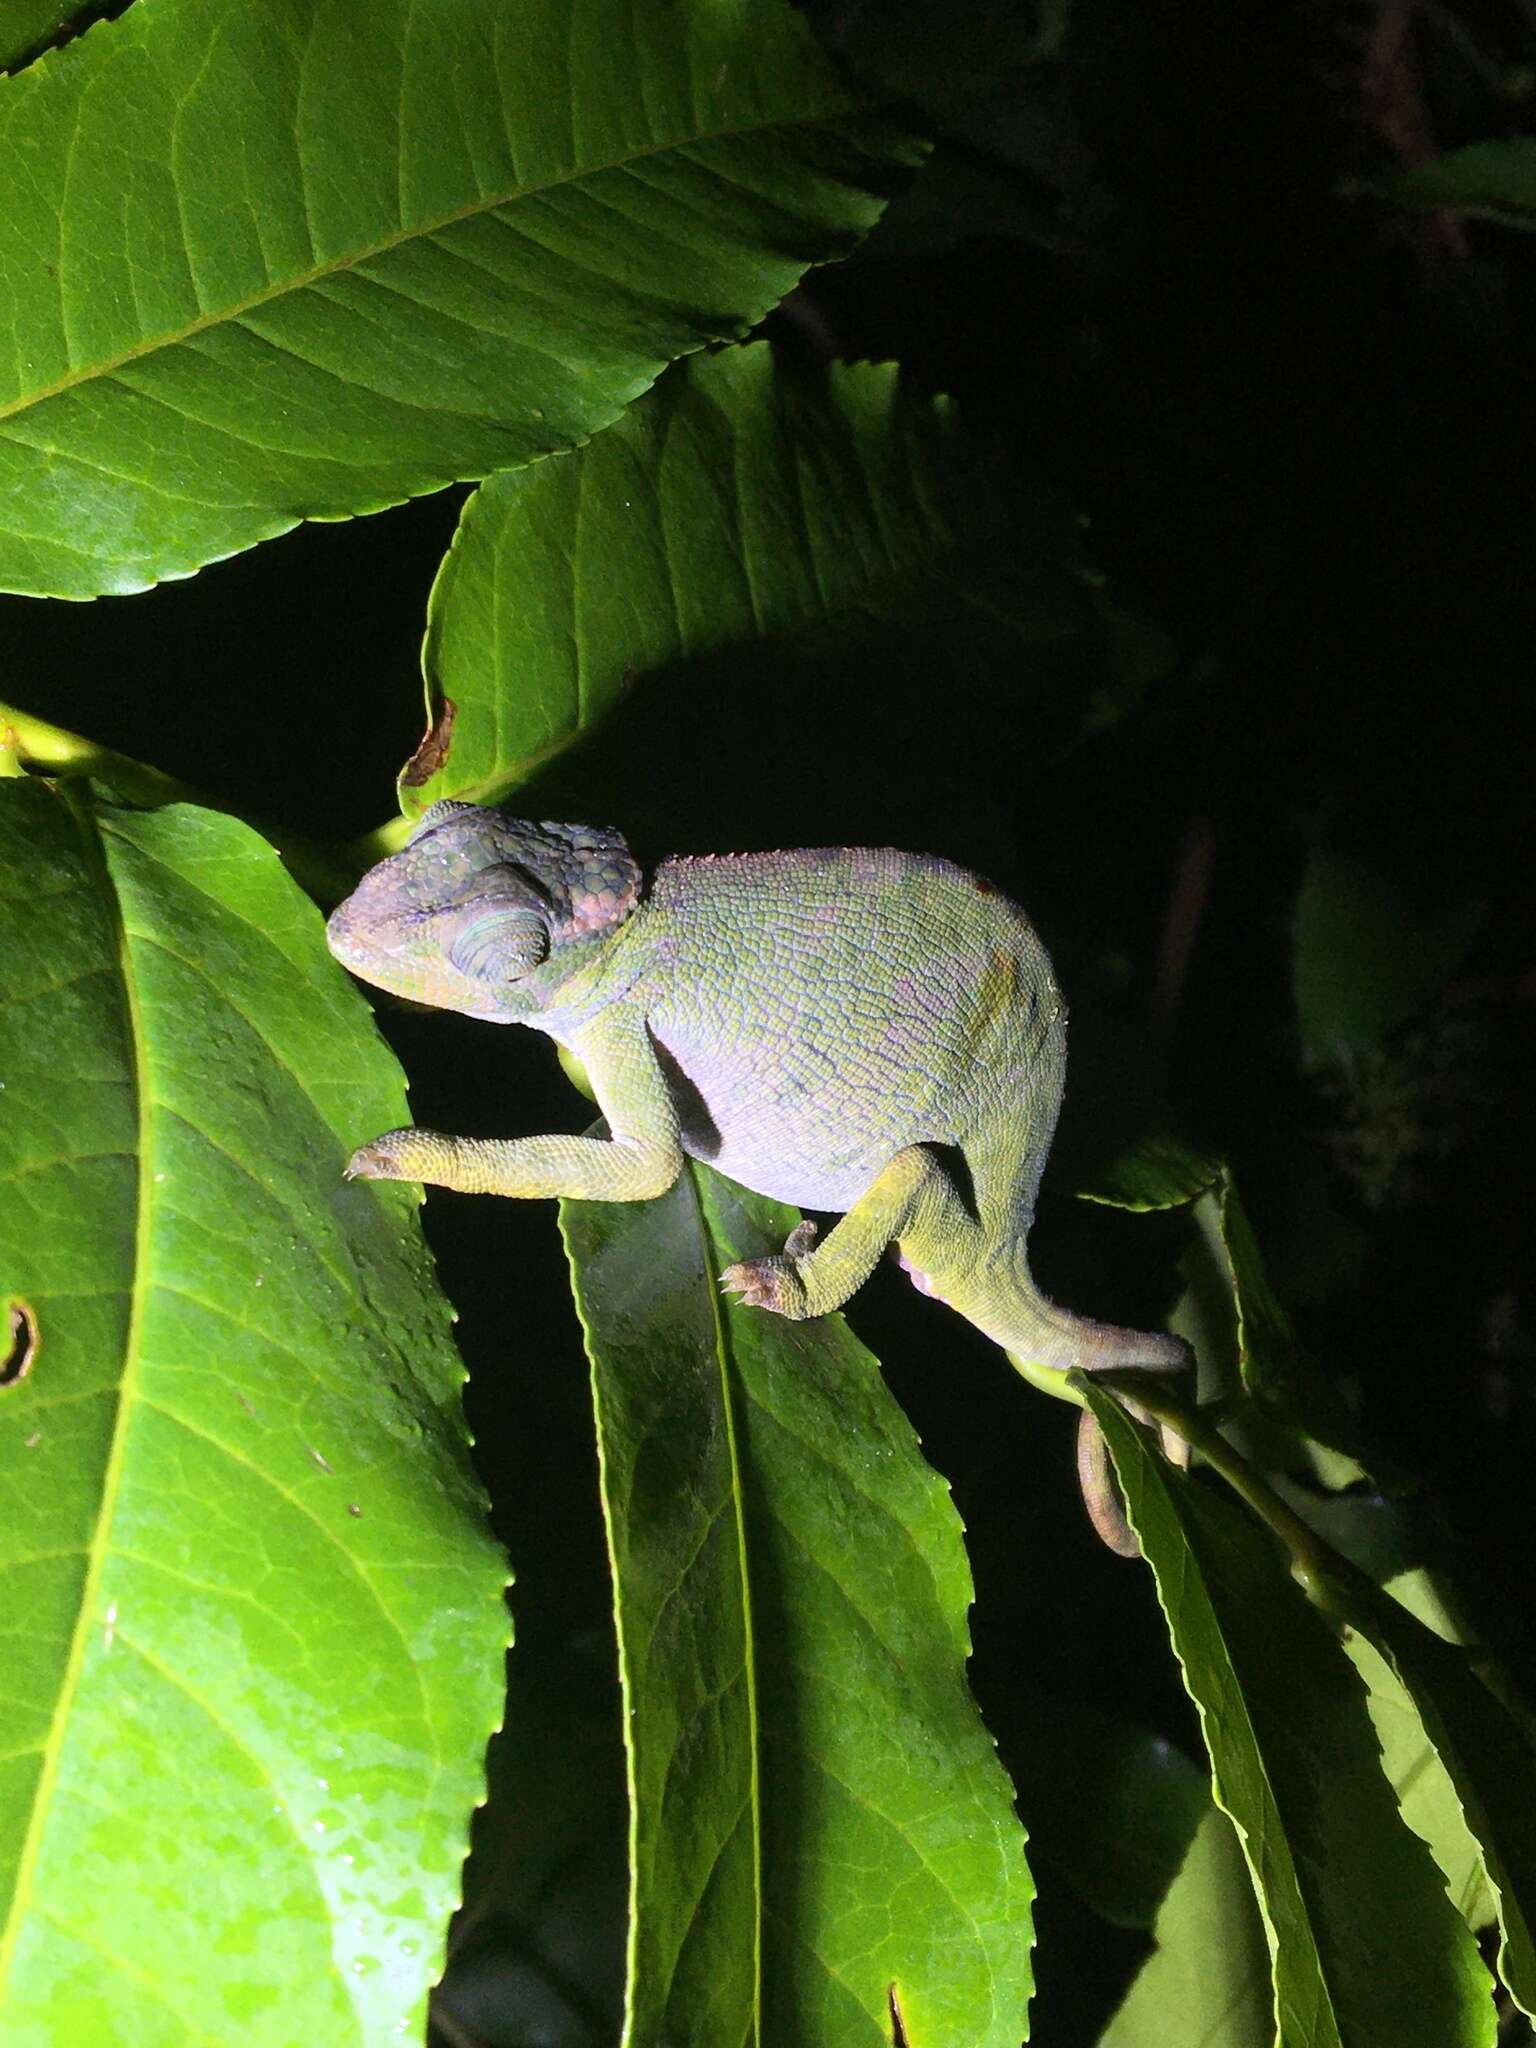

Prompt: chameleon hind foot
[719,1221,821,1318]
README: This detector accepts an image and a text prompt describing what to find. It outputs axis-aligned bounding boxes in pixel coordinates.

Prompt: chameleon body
[327,804,1187,1543]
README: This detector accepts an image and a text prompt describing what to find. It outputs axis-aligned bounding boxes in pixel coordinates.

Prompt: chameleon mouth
[324,899,368,968]
[324,896,415,981]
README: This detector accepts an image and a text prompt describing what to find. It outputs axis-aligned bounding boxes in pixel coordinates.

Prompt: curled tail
[998,1268,1193,1560]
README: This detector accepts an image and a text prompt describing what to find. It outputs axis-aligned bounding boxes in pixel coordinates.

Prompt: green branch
[1081,1367,1385,1621]
[0,698,363,904]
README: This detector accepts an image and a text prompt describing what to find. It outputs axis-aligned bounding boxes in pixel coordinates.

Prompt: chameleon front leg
[720,1145,969,1319]
[345,1005,683,1201]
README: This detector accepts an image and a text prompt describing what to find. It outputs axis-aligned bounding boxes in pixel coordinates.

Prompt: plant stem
[0,697,362,903]
[1084,1367,1376,1621]
[0,699,194,807]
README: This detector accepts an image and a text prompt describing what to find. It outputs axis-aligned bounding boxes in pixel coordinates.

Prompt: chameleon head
[326,803,641,1021]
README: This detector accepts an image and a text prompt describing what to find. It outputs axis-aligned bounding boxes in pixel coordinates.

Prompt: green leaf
[1007,1694,1207,1930]
[560,1164,1033,2048]
[1082,1383,1497,2048]
[1342,1575,1495,1935]
[1076,1129,1221,1212]
[1293,851,1480,1070]
[0,780,507,2045]
[1098,1804,1273,2048]
[1186,1170,1295,1398]
[0,0,916,599]
[0,0,73,71]
[1079,1142,1291,1398]
[1387,140,1536,230]
[1346,1579,1536,2019]
[411,344,1090,812]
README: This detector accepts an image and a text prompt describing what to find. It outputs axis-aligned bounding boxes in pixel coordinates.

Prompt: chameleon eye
[449,908,548,983]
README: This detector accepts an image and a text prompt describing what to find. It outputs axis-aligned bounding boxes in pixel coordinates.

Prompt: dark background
[5,2,1535,2039]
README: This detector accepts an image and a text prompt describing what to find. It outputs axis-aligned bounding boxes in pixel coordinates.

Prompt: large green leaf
[410,343,1096,814]
[0,0,915,599]
[0,780,507,2045]
[1346,1580,1536,2019]
[1082,1383,1496,2048]
[1098,1804,1272,2048]
[1342,1575,1495,1936]
[1005,1694,1207,1931]
[560,1165,1033,2048]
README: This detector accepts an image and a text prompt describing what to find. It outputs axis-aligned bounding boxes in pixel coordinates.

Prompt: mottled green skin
[328,804,1187,1542]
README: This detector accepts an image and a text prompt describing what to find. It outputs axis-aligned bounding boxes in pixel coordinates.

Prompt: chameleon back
[605,846,1066,1231]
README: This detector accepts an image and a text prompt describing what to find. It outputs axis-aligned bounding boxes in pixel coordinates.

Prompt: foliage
[3,1,1535,2043]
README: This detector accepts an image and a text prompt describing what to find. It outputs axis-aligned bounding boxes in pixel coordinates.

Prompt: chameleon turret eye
[448,907,548,982]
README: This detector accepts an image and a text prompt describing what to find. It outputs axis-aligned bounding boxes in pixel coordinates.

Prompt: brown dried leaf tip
[400,695,458,787]
[2,1300,39,1387]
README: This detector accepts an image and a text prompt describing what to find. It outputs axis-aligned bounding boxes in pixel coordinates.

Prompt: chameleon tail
[1002,1280,1192,1560]
[1078,1408,1141,1558]
[1002,1284,1192,1378]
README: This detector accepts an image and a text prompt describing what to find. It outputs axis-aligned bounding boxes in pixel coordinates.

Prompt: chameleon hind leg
[720,1140,1188,1559]
[719,1145,973,1320]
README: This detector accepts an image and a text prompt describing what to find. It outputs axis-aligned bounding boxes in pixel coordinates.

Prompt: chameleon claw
[719,1260,768,1306]
[343,1132,417,1182]
[718,1250,813,1318]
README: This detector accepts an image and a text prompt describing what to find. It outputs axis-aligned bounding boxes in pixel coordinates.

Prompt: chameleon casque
[327,803,1189,1547]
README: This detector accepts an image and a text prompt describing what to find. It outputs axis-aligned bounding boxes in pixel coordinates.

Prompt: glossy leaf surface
[1347,1580,1536,2019]
[413,346,1022,811]
[561,1164,1033,2047]
[1098,1804,1272,2048]
[1343,1575,1495,1935]
[0,0,912,597]
[0,780,507,2044]
[1084,1383,1496,2048]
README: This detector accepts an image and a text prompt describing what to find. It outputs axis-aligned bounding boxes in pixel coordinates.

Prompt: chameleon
[326,803,1190,1548]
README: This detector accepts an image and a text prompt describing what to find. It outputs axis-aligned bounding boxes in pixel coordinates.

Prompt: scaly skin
[327,803,1190,1550]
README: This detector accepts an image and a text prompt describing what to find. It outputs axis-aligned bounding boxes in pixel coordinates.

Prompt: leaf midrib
[684,1162,763,2048]
[0,106,856,427]
[1138,1462,1344,2048]
[0,790,149,2002]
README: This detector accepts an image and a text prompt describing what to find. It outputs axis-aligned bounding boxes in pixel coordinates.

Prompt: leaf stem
[1010,1350,1090,1409]
[1082,1368,1375,1621]
[1086,1369,1536,1730]
[0,699,194,806]
[0,697,363,903]
[347,812,414,867]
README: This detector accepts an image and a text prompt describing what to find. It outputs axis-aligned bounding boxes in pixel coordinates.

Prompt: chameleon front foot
[719,1221,821,1319]
[343,1128,423,1182]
